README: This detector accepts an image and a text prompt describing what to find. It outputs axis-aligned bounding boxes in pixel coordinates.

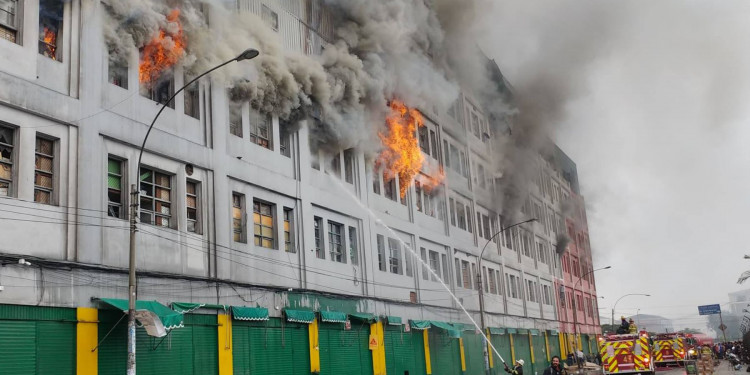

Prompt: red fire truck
[653,333,687,366]
[600,332,655,375]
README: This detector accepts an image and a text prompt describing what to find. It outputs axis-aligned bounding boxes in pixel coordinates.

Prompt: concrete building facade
[0,0,600,372]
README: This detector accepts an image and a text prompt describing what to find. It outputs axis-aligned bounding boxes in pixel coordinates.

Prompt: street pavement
[659,361,745,375]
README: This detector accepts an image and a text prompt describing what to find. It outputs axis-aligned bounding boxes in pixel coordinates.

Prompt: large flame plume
[139,9,186,86]
[376,100,444,198]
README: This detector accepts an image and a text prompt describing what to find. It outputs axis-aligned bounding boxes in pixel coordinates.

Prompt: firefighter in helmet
[616,316,630,334]
[628,318,638,334]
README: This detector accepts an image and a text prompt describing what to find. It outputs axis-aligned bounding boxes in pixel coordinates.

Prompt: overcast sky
[479,1,750,331]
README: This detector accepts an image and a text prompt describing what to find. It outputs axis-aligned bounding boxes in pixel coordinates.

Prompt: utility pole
[127,184,138,375]
[719,311,728,342]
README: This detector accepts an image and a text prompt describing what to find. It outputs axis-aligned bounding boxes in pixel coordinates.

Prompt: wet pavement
[658,361,745,375]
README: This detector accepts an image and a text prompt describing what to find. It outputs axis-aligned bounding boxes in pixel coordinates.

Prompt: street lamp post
[476,218,537,374]
[610,293,651,328]
[572,266,611,352]
[127,48,259,375]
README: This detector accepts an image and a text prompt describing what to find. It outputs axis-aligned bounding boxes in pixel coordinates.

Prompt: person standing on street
[544,356,568,375]
[505,359,525,375]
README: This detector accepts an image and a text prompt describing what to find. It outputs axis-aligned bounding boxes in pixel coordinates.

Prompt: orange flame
[376,100,444,198]
[139,9,186,85]
[42,27,57,60]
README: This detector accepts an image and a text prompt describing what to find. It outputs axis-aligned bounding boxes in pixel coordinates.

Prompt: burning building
[0,0,600,373]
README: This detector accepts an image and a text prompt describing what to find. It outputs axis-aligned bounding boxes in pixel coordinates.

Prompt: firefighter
[628,318,638,334]
[505,359,525,375]
[617,316,630,334]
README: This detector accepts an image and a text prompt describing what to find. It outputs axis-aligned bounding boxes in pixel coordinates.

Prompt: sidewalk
[660,361,746,375]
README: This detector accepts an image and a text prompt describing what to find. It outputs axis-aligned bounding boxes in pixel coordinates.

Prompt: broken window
[39,0,63,61]
[261,4,278,31]
[34,136,55,204]
[184,74,199,119]
[0,125,14,197]
[429,130,438,160]
[343,148,354,184]
[229,102,243,138]
[372,170,381,195]
[0,0,19,43]
[418,125,429,154]
[383,177,397,201]
[279,120,291,157]
[415,181,422,212]
[249,110,271,149]
[141,71,175,109]
[108,53,128,89]
[139,166,172,227]
[107,156,124,218]
[328,153,341,178]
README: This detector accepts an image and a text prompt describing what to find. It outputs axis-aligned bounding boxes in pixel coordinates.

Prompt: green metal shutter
[37,321,76,374]
[319,321,373,375]
[188,314,219,375]
[581,334,591,355]
[385,325,426,375]
[513,334,532,373]
[531,333,548,375]
[547,334,561,360]
[233,318,310,375]
[0,321,37,374]
[489,334,513,375]
[429,330,462,375]
[0,304,76,375]
[97,309,127,374]
[463,331,485,375]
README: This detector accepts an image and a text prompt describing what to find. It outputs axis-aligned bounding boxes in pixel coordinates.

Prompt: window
[279,121,291,158]
[461,261,471,289]
[420,248,429,280]
[372,170,381,195]
[482,267,489,292]
[108,54,128,89]
[0,125,13,197]
[388,238,401,275]
[482,215,491,240]
[314,216,324,259]
[488,270,497,294]
[507,274,519,299]
[455,258,462,287]
[343,149,354,184]
[253,200,275,249]
[229,103,243,137]
[348,226,357,265]
[527,280,536,302]
[39,0,63,61]
[377,234,386,271]
[456,203,466,230]
[443,140,450,168]
[478,165,486,188]
[428,250,440,281]
[471,263,478,290]
[459,151,467,177]
[466,204,472,233]
[141,71,175,109]
[328,221,344,263]
[139,167,171,227]
[261,4,278,31]
[398,176,407,206]
[249,111,272,149]
[328,154,341,178]
[232,193,245,243]
[404,243,413,277]
[418,126,429,154]
[441,255,449,285]
[449,144,459,171]
[429,130,438,160]
[415,181,422,212]
[106,157,124,218]
[34,137,55,204]
[284,208,294,252]
[0,0,19,43]
[449,198,456,226]
[184,74,200,119]
[542,284,551,305]
[384,177,397,201]
[186,181,198,232]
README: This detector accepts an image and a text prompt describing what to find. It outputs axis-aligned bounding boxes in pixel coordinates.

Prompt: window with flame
[39,0,63,61]
[0,125,14,197]
[139,167,172,227]
[0,0,19,44]
[141,72,175,109]
[34,136,55,205]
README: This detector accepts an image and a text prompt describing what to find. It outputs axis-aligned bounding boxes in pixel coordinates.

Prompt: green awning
[530,329,541,336]
[489,327,506,335]
[231,306,269,321]
[386,316,402,325]
[517,328,529,334]
[547,329,559,336]
[349,313,377,323]
[284,309,315,324]
[506,328,518,334]
[96,298,184,334]
[171,302,228,314]
[419,321,461,338]
[452,323,475,331]
[410,320,431,330]
[320,310,347,323]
